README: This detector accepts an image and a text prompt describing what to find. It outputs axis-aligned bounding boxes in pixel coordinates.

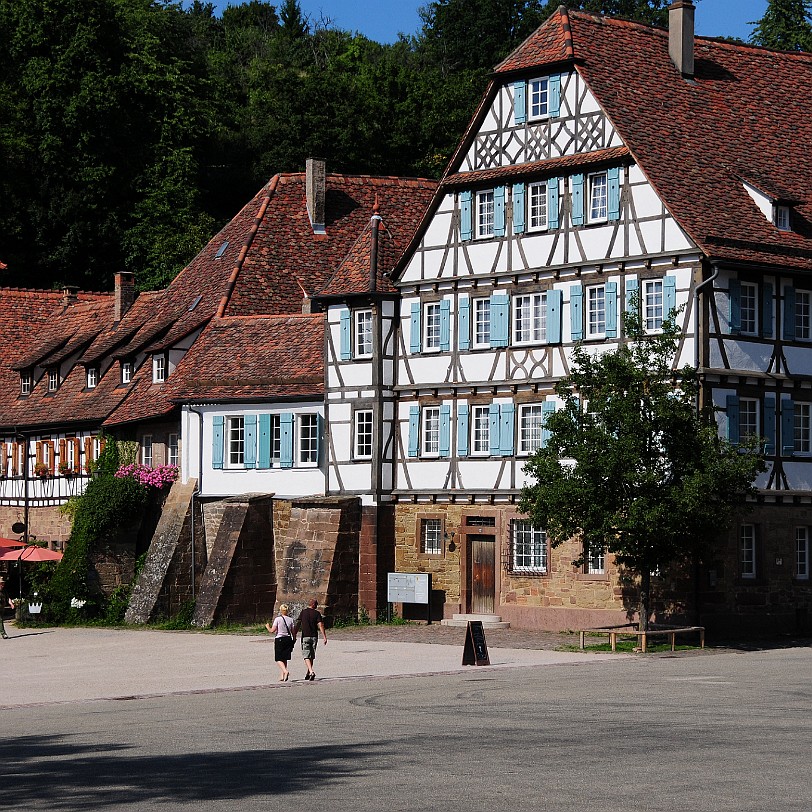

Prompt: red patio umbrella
[0,545,63,562]
[0,537,27,547]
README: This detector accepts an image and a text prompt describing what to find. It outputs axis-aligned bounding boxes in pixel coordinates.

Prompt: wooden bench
[579,624,705,653]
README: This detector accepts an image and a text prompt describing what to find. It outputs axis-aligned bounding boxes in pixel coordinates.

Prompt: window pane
[644,280,664,331]
[474,299,491,345]
[529,183,548,229]
[529,78,548,118]
[740,283,757,334]
[477,191,495,238]
[740,525,756,578]
[355,411,373,458]
[520,405,544,453]
[168,434,179,467]
[141,435,154,467]
[739,400,758,441]
[795,404,811,453]
[299,414,319,463]
[587,547,605,574]
[423,408,440,455]
[588,286,606,336]
[228,418,244,466]
[589,173,608,220]
[355,310,373,356]
[271,415,281,461]
[512,520,547,572]
[796,528,809,578]
[472,406,490,454]
[796,291,810,340]
[425,303,441,349]
[421,519,442,555]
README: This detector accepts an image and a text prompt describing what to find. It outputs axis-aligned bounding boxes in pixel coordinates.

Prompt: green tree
[519,305,765,630]
[749,0,812,51]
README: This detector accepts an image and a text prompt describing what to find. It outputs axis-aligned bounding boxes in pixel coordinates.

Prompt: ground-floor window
[796,528,810,580]
[420,518,443,556]
[510,519,547,574]
[740,524,756,579]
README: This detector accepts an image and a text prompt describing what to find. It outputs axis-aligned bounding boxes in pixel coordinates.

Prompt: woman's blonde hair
[279,604,289,613]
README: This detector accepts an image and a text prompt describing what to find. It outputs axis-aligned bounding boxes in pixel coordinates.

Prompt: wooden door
[470,536,495,614]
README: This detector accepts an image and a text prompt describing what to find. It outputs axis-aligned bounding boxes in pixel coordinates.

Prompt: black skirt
[274,636,295,662]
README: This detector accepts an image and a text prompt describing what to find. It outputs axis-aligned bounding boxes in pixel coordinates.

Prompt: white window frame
[528,77,549,120]
[48,369,58,392]
[473,298,491,348]
[153,354,167,383]
[141,434,154,468]
[588,171,608,223]
[795,403,811,455]
[519,404,544,455]
[354,410,373,460]
[227,417,244,468]
[65,438,77,471]
[298,413,319,466]
[795,290,811,341]
[796,527,810,580]
[354,309,373,358]
[643,279,664,332]
[271,415,281,463]
[475,190,495,239]
[513,293,546,345]
[528,181,548,231]
[775,205,791,231]
[424,302,442,351]
[740,524,756,579]
[420,518,443,556]
[587,284,606,338]
[20,372,32,395]
[739,398,759,442]
[86,367,98,389]
[740,281,758,336]
[168,433,179,467]
[121,361,133,384]
[511,520,547,573]
[422,407,440,457]
[471,405,490,456]
[92,436,102,461]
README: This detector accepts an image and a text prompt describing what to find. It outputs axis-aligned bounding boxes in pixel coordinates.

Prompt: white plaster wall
[722,340,774,373]
[783,462,812,491]
[783,346,812,376]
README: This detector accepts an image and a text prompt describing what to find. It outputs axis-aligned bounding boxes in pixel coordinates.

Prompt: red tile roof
[494,9,812,272]
[164,315,325,403]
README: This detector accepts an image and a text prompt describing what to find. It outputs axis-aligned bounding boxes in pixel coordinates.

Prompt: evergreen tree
[749,0,812,51]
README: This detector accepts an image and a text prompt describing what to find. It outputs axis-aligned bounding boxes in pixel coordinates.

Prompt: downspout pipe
[187,405,206,601]
[369,196,381,294]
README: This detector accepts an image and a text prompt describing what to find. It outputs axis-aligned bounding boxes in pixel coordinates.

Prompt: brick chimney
[114,271,136,322]
[306,157,326,235]
[62,286,79,306]
[669,0,695,78]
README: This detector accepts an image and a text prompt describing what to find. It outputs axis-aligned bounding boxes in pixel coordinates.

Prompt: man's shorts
[301,636,318,661]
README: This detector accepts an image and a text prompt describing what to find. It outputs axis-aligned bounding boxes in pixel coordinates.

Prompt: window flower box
[34,462,50,479]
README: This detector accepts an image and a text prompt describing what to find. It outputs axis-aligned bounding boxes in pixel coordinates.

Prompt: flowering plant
[115,463,179,489]
[58,461,74,476]
[34,462,50,478]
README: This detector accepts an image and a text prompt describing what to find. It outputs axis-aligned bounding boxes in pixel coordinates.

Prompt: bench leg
[700,629,705,649]
[610,632,617,652]
[641,632,647,653]
[580,631,585,650]
[670,633,675,652]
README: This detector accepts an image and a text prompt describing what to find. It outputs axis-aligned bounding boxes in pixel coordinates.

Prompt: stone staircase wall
[125,479,204,624]
[192,494,275,627]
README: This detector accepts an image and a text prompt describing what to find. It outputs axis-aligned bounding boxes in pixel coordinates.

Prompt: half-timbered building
[385,1,812,634]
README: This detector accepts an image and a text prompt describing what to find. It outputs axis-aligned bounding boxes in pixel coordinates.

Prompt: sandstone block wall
[0,505,72,545]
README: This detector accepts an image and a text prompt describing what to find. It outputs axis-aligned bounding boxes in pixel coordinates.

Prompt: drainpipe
[369,195,381,294]
[187,405,206,601]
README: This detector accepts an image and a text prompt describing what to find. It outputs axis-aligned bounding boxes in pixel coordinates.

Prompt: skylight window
[188,294,202,312]
[775,205,791,232]
[215,242,229,259]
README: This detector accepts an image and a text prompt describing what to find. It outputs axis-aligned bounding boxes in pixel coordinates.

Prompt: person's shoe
[2,634,8,639]
[309,672,316,681]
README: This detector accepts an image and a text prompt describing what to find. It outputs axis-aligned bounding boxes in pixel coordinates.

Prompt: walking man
[0,577,12,639]
[298,598,327,680]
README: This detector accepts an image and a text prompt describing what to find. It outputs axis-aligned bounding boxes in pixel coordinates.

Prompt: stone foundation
[0,505,72,545]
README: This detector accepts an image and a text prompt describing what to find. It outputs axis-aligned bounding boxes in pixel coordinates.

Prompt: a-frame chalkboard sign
[462,620,490,666]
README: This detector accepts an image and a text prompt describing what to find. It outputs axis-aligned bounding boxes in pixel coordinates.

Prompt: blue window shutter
[212,415,224,469]
[549,74,561,117]
[494,186,506,237]
[439,405,451,458]
[728,279,741,334]
[542,401,557,448]
[513,81,526,125]
[440,300,451,351]
[761,283,773,338]
[408,406,419,458]
[782,398,795,456]
[546,289,562,344]
[457,404,469,457]
[280,413,294,468]
[410,302,422,353]
[258,414,271,469]
[571,174,585,227]
[244,414,257,469]
[605,281,618,338]
[570,285,583,341]
[548,177,560,230]
[458,297,470,351]
[626,278,639,314]
[608,166,621,221]
[500,403,515,456]
[339,308,351,360]
[512,183,525,234]
[664,276,677,320]
[726,396,740,444]
[490,295,510,348]
[783,286,796,341]
[460,191,473,241]
[489,404,501,456]
[763,395,776,455]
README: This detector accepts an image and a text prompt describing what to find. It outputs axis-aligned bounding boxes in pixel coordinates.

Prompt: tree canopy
[749,0,812,51]
[519,305,765,628]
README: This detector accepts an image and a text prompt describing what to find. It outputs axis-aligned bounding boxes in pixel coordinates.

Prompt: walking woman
[265,604,296,681]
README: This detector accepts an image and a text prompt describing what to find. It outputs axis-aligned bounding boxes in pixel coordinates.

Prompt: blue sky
[205,1,770,44]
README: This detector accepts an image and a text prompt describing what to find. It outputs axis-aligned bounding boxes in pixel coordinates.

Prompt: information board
[387,572,431,604]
